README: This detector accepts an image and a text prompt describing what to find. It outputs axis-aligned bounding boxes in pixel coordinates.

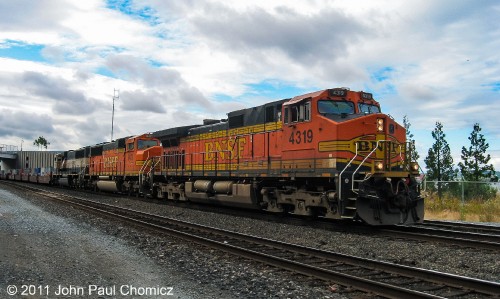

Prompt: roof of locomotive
[152,125,200,139]
[58,88,385,154]
[181,98,289,136]
[226,98,288,127]
[116,88,382,145]
[282,88,380,106]
[283,90,326,106]
[102,136,128,151]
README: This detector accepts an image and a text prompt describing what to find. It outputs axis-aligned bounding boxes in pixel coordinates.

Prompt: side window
[304,102,311,121]
[127,142,134,151]
[291,106,299,122]
[289,101,311,123]
[284,107,289,124]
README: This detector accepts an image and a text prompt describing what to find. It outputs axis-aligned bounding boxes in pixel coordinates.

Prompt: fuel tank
[96,180,121,192]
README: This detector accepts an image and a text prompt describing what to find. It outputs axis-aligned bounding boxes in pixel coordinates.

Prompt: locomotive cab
[125,135,162,171]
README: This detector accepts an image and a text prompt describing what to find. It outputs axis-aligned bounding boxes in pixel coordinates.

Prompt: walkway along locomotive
[48,88,423,225]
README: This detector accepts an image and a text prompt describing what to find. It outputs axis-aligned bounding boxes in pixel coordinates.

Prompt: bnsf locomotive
[8,88,425,225]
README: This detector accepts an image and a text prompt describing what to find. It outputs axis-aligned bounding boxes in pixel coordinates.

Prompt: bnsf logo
[104,156,119,167]
[204,139,247,161]
[356,140,401,156]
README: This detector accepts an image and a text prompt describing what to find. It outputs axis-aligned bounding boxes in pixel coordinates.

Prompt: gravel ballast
[1,182,499,298]
[0,188,242,299]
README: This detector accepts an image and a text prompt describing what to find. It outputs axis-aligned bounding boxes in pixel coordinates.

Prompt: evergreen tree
[403,115,420,162]
[458,123,495,181]
[424,122,455,198]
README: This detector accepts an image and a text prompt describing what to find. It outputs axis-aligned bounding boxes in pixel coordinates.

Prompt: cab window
[318,100,354,115]
[137,139,159,150]
[127,143,134,151]
[285,101,311,124]
[358,103,380,114]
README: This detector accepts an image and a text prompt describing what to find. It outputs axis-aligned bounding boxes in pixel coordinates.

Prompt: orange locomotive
[54,134,161,192]
[150,87,424,225]
[54,88,424,225]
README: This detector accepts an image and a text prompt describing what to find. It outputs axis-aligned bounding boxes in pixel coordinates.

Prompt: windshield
[137,139,159,150]
[318,100,354,115]
[358,103,380,114]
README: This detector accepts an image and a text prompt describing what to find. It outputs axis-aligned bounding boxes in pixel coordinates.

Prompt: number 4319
[289,129,313,144]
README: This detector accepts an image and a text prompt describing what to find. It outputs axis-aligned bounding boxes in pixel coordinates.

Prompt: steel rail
[10,183,498,299]
[33,193,444,298]
[380,226,500,251]
[2,180,499,251]
[422,220,500,235]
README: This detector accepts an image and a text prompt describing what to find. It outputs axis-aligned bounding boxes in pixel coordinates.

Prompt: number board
[329,89,347,97]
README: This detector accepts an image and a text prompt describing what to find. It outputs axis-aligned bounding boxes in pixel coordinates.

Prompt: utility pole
[111,89,119,141]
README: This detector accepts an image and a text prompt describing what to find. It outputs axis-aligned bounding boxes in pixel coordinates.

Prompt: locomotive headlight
[377,118,384,132]
[374,160,384,171]
[410,162,419,173]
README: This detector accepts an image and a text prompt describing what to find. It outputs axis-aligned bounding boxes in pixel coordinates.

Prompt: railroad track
[421,220,500,235]
[379,224,500,252]
[5,182,499,299]
[179,203,500,251]
[1,180,498,252]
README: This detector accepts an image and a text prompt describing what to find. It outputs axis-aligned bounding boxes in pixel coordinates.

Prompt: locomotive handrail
[78,165,87,186]
[140,154,162,183]
[149,156,161,175]
[399,144,403,163]
[407,141,413,171]
[138,151,151,186]
[350,140,404,194]
[184,150,234,177]
[339,140,403,199]
[338,142,359,200]
[350,140,389,195]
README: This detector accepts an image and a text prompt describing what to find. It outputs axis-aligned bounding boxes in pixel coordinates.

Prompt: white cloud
[0,0,499,169]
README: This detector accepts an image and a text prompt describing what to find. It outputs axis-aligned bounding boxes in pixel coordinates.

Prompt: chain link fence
[423,180,499,202]
[421,180,499,222]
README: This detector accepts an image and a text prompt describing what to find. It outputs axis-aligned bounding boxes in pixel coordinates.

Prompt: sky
[0,0,499,171]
